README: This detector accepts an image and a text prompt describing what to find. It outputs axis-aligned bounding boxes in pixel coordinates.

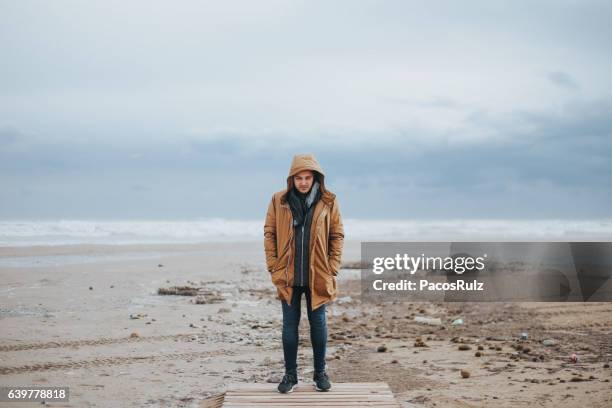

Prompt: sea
[1,218,611,247]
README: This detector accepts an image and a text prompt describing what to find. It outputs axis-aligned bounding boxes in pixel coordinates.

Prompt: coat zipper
[301,224,305,286]
[285,233,293,287]
[310,208,328,296]
[280,202,294,288]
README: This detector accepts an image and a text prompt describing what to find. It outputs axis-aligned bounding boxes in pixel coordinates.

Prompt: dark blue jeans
[281,286,327,374]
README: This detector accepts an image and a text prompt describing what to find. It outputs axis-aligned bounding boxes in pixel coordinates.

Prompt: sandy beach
[1,241,610,407]
[4,0,612,406]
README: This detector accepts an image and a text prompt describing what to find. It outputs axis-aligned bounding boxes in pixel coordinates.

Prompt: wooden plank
[200,393,225,408]
[223,384,390,392]
[226,389,391,394]
[222,404,400,406]
[223,403,398,407]
[225,383,390,388]
[215,382,400,408]
[223,404,400,407]
[223,397,395,401]
[225,393,392,397]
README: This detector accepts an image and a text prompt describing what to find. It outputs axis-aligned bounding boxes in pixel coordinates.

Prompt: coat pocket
[270,268,287,287]
[271,256,283,272]
[324,256,337,277]
[314,261,335,297]
[271,249,289,274]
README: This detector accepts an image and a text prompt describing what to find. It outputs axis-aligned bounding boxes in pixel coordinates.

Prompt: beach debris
[570,353,578,363]
[158,285,225,303]
[460,369,471,378]
[485,336,508,341]
[130,332,139,338]
[189,323,198,328]
[158,286,199,296]
[458,344,472,351]
[266,374,283,383]
[377,344,388,352]
[414,316,442,326]
[129,313,146,319]
[604,363,610,368]
[158,264,163,267]
[542,339,557,347]
[89,286,93,290]
[391,359,398,364]
[414,337,427,347]
[451,318,464,326]
[514,344,523,351]
[203,293,225,303]
[475,351,482,357]
[337,296,352,304]
[519,332,529,341]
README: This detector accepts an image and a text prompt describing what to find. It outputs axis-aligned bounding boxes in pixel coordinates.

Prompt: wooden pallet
[207,382,400,407]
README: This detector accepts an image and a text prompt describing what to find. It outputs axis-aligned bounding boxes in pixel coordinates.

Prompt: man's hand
[327,198,344,275]
[264,195,278,272]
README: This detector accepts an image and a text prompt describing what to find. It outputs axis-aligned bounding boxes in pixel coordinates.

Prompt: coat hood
[283,154,334,206]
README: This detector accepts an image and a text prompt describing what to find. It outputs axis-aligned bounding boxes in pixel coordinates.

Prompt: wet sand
[0,242,610,407]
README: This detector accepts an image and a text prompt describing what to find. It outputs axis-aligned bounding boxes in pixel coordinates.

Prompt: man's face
[293,170,314,194]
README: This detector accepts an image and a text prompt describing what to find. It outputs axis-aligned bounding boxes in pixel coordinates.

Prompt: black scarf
[287,181,320,227]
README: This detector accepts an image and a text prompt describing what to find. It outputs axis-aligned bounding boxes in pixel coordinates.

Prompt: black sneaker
[277,372,298,394]
[313,371,331,391]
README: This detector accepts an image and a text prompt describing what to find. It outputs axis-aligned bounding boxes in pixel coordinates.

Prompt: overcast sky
[1,0,611,220]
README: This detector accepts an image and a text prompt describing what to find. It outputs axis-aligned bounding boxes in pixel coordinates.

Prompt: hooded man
[264,154,344,393]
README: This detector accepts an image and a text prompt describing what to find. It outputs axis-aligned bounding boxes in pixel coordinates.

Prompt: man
[264,154,344,393]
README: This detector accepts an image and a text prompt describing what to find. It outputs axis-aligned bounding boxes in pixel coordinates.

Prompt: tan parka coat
[264,154,344,311]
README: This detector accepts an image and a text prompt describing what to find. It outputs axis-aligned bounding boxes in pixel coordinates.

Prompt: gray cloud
[130,184,151,192]
[1,1,611,219]
[0,126,22,148]
[381,97,462,109]
[547,71,580,90]
[1,96,611,219]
